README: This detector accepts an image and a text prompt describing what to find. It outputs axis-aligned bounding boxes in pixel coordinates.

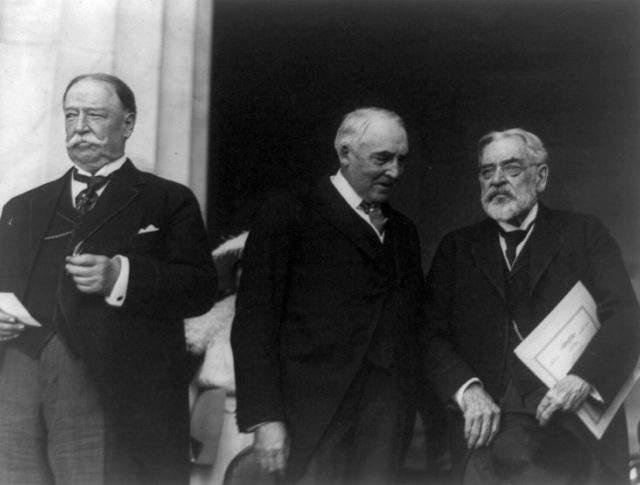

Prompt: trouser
[292,361,412,485]
[0,335,119,485]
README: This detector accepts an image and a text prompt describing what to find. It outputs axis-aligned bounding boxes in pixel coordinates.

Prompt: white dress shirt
[330,170,385,242]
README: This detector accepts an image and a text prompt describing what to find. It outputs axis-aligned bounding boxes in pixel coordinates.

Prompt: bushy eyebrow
[479,157,522,167]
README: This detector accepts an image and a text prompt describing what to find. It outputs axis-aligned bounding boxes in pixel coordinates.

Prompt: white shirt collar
[70,155,128,205]
[329,170,385,242]
[330,169,364,209]
[73,155,128,178]
[497,203,538,233]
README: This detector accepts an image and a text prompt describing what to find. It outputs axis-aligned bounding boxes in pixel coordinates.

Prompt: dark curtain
[208,0,640,279]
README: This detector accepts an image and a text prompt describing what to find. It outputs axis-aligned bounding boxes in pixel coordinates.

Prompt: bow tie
[73,169,112,216]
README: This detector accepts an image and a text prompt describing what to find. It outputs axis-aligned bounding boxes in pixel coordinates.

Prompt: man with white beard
[422,128,640,485]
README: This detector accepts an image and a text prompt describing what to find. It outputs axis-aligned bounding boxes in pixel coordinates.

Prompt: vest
[365,220,401,369]
[503,241,544,396]
[13,182,78,358]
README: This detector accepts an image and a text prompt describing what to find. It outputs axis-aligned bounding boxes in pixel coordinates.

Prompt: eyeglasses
[478,161,544,180]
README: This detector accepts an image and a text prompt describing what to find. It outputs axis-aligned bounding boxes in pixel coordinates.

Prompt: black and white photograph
[0,1,639,484]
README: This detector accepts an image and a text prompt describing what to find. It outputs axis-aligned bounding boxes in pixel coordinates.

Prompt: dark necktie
[360,201,387,233]
[73,170,111,216]
[498,226,529,266]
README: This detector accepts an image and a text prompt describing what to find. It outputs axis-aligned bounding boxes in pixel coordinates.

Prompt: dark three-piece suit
[0,160,216,483]
[231,179,425,483]
[423,203,640,482]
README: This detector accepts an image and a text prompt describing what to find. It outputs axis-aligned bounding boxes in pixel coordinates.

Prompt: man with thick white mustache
[0,73,216,484]
[422,129,640,484]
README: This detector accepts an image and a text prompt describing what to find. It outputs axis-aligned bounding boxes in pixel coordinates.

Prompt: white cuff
[105,255,129,307]
[454,377,482,409]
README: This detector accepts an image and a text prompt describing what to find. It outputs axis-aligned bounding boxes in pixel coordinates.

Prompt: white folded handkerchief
[138,224,159,234]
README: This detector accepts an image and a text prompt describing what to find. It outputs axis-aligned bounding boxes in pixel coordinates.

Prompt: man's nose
[385,159,404,179]
[73,113,90,133]
[490,166,507,184]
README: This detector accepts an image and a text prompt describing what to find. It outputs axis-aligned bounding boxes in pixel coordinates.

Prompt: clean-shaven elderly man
[0,73,216,485]
[423,128,640,484]
[232,108,426,485]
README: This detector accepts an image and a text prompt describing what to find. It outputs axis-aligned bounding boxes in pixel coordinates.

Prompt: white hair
[334,107,405,156]
[478,128,548,165]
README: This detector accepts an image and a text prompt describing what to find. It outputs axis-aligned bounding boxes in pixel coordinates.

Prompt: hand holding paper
[536,374,591,425]
[0,293,42,327]
[0,293,35,342]
[514,281,640,438]
[0,301,30,342]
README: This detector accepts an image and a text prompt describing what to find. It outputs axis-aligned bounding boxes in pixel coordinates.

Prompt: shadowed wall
[208,0,640,283]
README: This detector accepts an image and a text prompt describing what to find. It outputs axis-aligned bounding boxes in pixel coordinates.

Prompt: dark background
[208,0,640,280]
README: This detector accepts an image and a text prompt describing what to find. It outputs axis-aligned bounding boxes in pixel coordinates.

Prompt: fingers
[537,376,591,425]
[258,447,288,476]
[461,385,500,449]
[488,406,501,444]
[65,254,119,295]
[0,310,17,323]
[66,254,102,266]
[465,407,500,448]
[254,422,289,476]
[0,321,26,341]
[274,443,289,475]
[536,392,561,425]
[70,276,102,293]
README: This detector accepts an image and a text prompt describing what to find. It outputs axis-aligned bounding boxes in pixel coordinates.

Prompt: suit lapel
[528,205,564,295]
[311,179,386,268]
[69,159,143,249]
[470,219,506,300]
[28,172,70,268]
[385,214,409,284]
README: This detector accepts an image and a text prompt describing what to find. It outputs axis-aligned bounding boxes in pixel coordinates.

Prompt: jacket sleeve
[421,232,478,404]
[570,216,640,404]
[121,184,217,320]
[231,193,297,431]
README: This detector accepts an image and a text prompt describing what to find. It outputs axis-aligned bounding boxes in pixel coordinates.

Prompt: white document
[514,281,639,439]
[0,292,41,327]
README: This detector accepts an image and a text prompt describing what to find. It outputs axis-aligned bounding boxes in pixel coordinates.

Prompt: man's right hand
[254,421,289,477]
[0,310,25,342]
[460,383,501,449]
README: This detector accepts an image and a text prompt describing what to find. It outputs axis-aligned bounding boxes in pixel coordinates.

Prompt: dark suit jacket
[0,160,217,483]
[423,204,640,477]
[231,179,425,479]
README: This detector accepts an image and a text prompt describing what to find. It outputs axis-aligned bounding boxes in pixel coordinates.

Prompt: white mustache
[484,188,514,203]
[66,133,107,149]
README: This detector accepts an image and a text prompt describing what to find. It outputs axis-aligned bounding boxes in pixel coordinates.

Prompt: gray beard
[482,191,537,224]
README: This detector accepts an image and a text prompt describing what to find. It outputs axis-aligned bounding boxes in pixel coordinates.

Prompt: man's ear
[338,144,350,166]
[123,112,136,139]
[536,163,549,192]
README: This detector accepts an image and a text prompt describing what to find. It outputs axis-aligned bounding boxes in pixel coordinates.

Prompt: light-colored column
[189,0,213,216]
[0,0,63,208]
[114,0,164,173]
[155,0,197,187]
[45,0,119,180]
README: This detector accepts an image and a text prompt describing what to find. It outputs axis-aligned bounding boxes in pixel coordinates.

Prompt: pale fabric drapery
[0,0,212,215]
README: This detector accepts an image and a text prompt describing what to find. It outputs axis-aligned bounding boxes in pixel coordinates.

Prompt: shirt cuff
[248,422,267,432]
[454,377,482,409]
[105,255,129,307]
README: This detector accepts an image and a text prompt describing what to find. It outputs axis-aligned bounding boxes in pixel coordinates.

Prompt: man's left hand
[536,374,591,426]
[65,254,121,295]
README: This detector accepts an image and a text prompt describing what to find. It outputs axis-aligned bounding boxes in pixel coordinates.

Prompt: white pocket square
[138,224,159,234]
